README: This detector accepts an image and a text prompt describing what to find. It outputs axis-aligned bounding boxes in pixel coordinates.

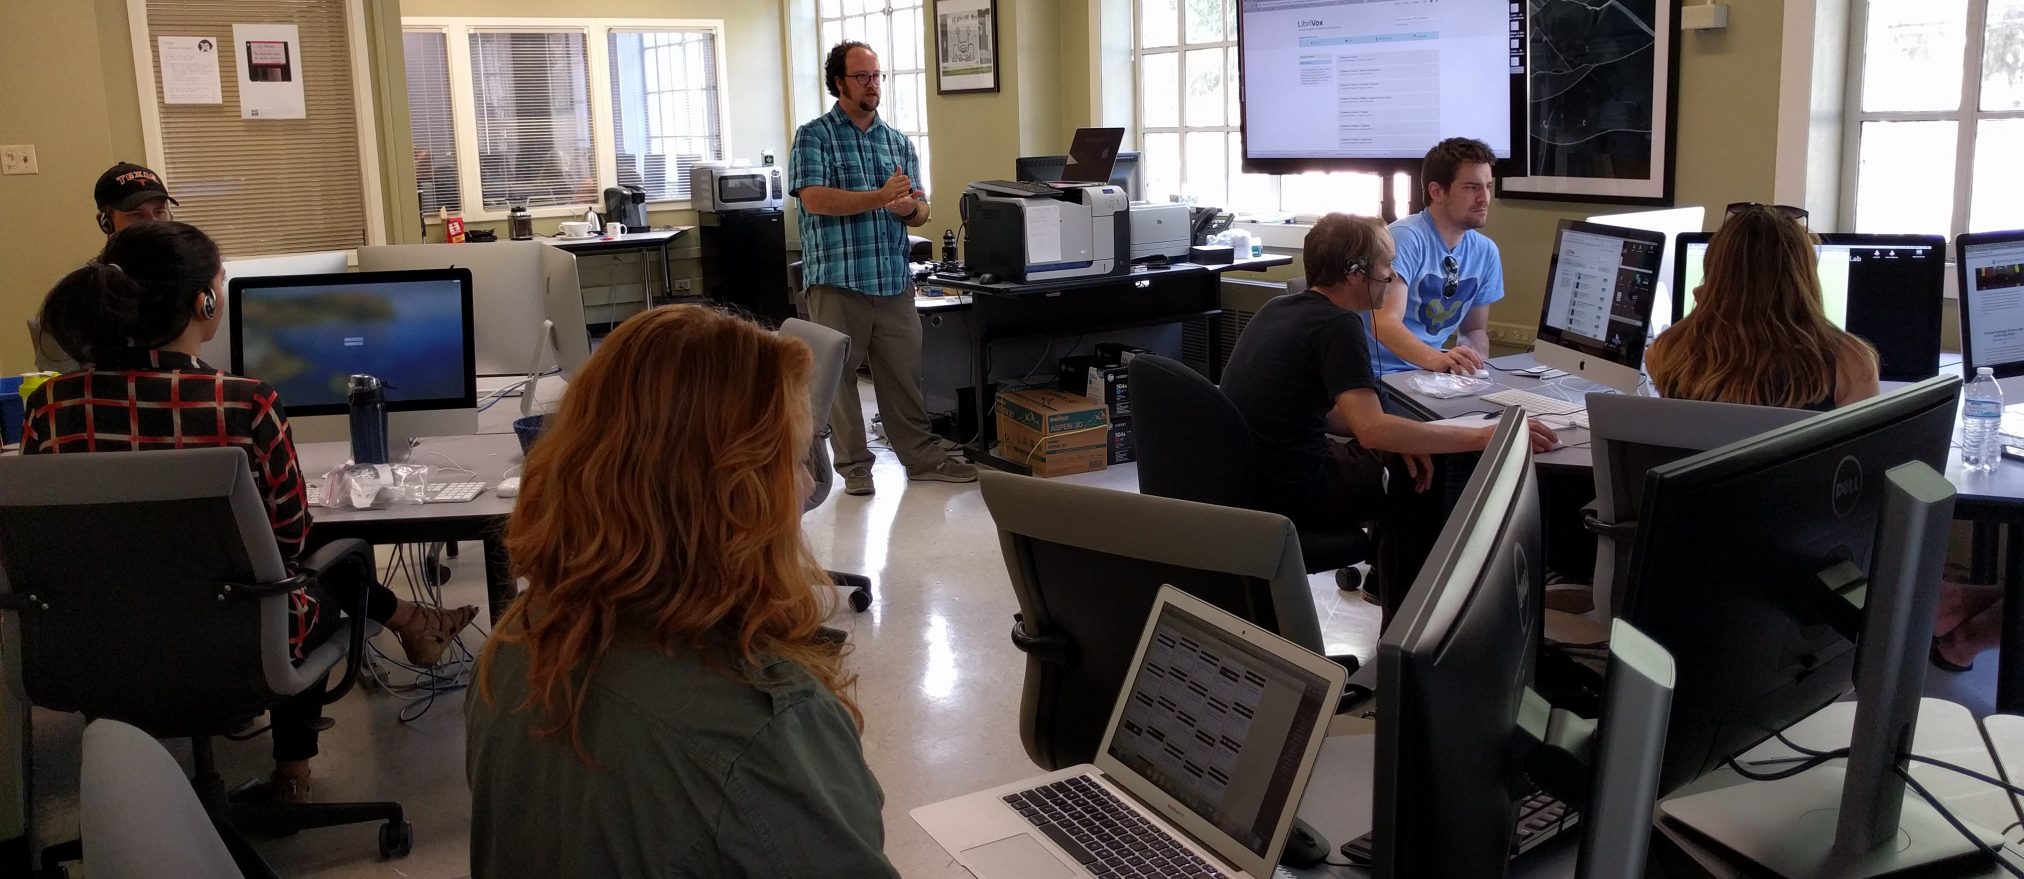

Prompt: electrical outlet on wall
[1,145,39,175]
[672,278,694,293]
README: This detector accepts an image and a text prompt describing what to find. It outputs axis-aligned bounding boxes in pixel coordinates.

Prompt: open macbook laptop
[913,586,1346,879]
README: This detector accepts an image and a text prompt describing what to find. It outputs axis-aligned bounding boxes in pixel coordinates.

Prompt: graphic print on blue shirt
[1414,275,1480,340]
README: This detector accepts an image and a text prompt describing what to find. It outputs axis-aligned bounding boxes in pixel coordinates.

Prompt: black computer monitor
[1956,228,2024,379]
[1373,411,1544,877]
[1532,220,1667,393]
[1016,151,1142,200]
[1671,232,1946,381]
[229,268,477,439]
[1622,375,1957,796]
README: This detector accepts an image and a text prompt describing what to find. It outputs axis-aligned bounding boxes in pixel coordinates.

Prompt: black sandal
[1931,637,1975,673]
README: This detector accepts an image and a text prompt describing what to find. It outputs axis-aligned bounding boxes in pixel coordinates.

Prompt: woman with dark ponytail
[21,222,477,802]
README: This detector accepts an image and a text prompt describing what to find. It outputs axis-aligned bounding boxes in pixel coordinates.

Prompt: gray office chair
[0,448,410,879]
[1584,394,1810,620]
[980,471,1356,771]
[780,317,874,612]
[80,719,246,879]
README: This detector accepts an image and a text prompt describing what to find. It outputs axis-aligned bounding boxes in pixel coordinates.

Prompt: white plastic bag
[1405,371,1494,399]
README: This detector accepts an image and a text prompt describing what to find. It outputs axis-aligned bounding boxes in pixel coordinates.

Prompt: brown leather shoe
[394,604,478,667]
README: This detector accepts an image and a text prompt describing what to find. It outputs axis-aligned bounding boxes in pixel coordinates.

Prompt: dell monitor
[1623,376,1998,876]
[1533,220,1667,393]
[1671,232,1946,381]
[1956,228,2024,378]
[1016,151,1142,201]
[229,269,477,443]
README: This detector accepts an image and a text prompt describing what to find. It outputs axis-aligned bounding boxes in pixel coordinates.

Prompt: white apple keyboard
[304,481,487,505]
[1481,388,1585,417]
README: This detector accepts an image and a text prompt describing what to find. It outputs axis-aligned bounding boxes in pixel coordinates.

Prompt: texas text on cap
[94,162,180,212]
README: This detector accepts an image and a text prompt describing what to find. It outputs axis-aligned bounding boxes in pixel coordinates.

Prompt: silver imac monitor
[1586,206,1705,339]
[356,242,551,376]
[207,251,350,368]
[229,269,478,443]
[1532,220,1667,393]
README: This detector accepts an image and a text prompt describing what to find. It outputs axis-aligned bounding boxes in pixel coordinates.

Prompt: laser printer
[1127,202,1192,262]
[961,183,1128,283]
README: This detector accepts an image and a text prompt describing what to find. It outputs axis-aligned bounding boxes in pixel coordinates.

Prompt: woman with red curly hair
[466,305,896,878]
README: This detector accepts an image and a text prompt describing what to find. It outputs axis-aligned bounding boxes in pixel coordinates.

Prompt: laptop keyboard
[974,179,1066,197]
[1002,776,1228,878]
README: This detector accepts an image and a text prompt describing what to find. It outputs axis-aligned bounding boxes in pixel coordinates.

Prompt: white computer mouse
[1473,368,1491,379]
[495,476,521,498]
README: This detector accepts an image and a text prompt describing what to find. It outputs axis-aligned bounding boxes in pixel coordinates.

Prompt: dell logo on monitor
[1831,456,1862,518]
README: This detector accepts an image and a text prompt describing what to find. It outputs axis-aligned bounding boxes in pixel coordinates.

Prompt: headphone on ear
[1346,258,1368,278]
[97,211,114,235]
[200,290,218,320]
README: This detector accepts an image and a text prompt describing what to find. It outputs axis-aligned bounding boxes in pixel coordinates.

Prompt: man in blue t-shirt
[1370,138,1504,376]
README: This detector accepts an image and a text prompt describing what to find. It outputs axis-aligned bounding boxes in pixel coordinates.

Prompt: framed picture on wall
[934,0,999,94]
[1500,0,1681,205]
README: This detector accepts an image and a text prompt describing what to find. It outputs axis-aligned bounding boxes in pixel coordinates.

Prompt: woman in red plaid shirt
[23,222,476,802]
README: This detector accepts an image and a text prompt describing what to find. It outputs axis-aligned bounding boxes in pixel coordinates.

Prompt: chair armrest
[298,538,377,706]
[1009,613,1075,666]
[1580,506,1637,541]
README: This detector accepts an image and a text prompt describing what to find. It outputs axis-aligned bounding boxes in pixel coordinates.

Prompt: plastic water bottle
[1963,367,2004,473]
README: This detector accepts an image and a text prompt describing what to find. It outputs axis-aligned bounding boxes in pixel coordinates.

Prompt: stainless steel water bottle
[347,374,390,465]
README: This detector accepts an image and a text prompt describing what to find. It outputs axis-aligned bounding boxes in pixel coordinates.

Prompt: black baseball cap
[94,162,179,211]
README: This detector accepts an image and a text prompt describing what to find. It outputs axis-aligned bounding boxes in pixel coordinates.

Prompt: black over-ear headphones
[97,211,114,235]
[201,290,218,320]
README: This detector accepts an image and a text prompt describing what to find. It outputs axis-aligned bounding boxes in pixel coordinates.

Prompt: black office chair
[980,471,1358,771]
[1128,354,1370,590]
[0,448,411,879]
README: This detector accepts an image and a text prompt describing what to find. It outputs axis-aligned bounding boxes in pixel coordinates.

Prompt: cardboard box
[995,388,1110,477]
[1107,417,1135,465]
[1057,355,1131,419]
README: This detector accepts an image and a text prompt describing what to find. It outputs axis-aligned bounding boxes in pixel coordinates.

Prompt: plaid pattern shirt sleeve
[21,350,323,659]
[789,105,917,298]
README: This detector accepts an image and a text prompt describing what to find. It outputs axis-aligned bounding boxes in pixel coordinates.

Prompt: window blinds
[467,31,595,210]
[404,30,461,215]
[143,0,368,257]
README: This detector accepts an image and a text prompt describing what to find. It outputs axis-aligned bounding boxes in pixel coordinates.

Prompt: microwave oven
[690,163,785,212]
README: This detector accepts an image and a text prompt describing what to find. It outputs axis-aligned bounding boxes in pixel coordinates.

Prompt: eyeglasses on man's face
[846,71,886,87]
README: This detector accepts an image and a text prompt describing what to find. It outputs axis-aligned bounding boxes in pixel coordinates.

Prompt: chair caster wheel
[379,820,413,859]
[1335,567,1363,592]
[848,590,872,613]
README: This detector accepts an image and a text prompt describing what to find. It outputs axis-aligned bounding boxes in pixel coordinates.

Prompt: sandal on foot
[395,604,478,667]
[1931,637,1975,673]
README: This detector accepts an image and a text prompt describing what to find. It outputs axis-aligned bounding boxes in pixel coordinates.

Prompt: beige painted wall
[0,0,146,375]
[1482,0,1791,348]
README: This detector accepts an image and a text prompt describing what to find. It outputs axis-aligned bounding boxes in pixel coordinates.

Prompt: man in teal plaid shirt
[792,40,976,495]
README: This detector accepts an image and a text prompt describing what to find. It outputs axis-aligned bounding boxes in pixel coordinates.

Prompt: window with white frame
[817,0,932,199]
[401,18,728,218]
[1846,0,2024,237]
[1136,0,1385,217]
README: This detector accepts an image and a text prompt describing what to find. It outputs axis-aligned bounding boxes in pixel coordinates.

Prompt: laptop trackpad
[961,834,1078,879]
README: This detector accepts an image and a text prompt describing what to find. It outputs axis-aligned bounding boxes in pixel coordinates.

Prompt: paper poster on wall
[158,37,222,105]
[233,23,305,119]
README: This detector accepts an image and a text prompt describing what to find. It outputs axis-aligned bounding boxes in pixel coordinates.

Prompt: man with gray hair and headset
[1218,213,1556,611]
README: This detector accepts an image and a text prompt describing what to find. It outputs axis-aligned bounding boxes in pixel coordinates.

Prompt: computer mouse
[1279,817,1330,868]
[495,476,521,498]
[1473,367,1491,379]
[977,272,998,284]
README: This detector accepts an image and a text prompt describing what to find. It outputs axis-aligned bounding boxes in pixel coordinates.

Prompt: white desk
[1286,698,2024,878]
[540,227,690,304]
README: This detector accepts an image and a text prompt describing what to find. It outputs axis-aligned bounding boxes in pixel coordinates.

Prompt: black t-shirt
[1219,291,1378,518]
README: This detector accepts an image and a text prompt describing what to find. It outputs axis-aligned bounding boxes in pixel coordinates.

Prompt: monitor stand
[288,409,479,446]
[1657,462,1998,878]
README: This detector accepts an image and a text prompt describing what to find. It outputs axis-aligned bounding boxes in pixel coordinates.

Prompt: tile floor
[22,379,2003,877]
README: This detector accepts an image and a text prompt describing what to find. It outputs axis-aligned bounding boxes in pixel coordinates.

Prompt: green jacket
[467,636,898,878]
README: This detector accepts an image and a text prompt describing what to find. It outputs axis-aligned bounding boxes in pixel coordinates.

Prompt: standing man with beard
[790,40,977,496]
[1369,138,1504,377]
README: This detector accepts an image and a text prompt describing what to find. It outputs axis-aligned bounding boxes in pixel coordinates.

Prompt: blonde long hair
[1647,206,1876,407]
[479,305,854,762]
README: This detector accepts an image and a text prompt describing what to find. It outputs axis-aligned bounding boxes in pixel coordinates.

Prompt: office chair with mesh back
[980,471,1358,771]
[780,318,875,612]
[0,448,410,879]
[1128,354,1370,591]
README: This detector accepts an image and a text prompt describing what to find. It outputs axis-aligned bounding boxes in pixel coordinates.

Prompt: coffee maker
[602,184,647,229]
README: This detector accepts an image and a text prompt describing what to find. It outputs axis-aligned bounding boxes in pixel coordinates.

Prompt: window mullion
[446,26,484,217]
[1955,0,1992,237]
[587,25,620,200]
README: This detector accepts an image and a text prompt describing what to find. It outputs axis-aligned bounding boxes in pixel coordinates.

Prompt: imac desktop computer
[1955,228,2024,378]
[229,268,477,443]
[357,241,570,377]
[203,251,351,369]
[1368,411,1678,878]
[1621,375,1996,877]
[1671,231,1946,381]
[1532,220,1668,393]
[1586,206,1706,340]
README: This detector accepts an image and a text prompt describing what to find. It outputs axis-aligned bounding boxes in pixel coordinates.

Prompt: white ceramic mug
[558,221,592,239]
[604,223,626,238]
